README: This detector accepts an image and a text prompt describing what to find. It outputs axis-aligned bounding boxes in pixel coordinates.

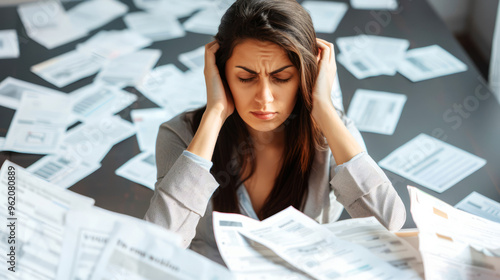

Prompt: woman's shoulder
[158,110,197,146]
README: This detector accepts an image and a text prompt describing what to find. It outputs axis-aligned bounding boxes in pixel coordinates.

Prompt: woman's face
[225,39,300,133]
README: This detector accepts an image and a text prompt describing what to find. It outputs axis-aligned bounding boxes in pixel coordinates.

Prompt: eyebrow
[235,65,293,75]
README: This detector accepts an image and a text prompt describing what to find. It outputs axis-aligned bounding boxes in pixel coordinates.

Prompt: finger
[316,39,331,63]
[316,39,335,64]
[204,41,220,72]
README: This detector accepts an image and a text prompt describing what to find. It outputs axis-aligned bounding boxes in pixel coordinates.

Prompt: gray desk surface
[0,0,499,229]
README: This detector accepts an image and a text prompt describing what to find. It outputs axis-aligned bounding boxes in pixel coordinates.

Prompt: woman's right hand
[204,41,234,122]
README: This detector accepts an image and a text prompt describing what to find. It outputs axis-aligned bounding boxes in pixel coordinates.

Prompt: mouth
[250,111,277,120]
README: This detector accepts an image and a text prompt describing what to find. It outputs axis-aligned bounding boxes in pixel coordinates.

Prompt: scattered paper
[132,0,212,18]
[0,160,95,279]
[31,50,105,88]
[115,151,157,189]
[77,30,152,60]
[27,152,101,189]
[0,30,19,59]
[0,77,67,110]
[347,89,407,135]
[398,45,468,82]
[124,11,186,42]
[178,45,205,70]
[301,1,348,33]
[3,91,70,154]
[183,1,234,35]
[379,134,487,193]
[131,108,173,152]
[455,191,500,223]
[17,0,88,49]
[350,0,398,10]
[137,64,184,108]
[67,0,129,32]
[408,186,500,279]
[69,83,138,123]
[95,49,162,87]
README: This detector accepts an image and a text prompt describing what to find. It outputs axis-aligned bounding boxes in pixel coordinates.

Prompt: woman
[145,0,405,264]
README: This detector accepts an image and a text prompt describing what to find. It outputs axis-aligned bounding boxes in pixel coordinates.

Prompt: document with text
[455,191,500,224]
[301,1,348,33]
[115,151,157,190]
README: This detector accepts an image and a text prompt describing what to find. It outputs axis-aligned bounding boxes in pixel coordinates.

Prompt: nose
[255,79,274,105]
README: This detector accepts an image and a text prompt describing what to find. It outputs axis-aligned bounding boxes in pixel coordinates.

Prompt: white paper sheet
[124,11,186,42]
[183,2,233,35]
[69,83,137,123]
[89,221,234,280]
[67,0,128,32]
[347,89,407,135]
[61,116,136,163]
[455,191,500,224]
[137,64,184,108]
[0,160,95,280]
[350,0,398,10]
[27,152,101,189]
[76,30,152,60]
[17,0,88,49]
[95,49,162,87]
[178,45,205,70]
[398,45,468,82]
[0,29,19,59]
[131,108,173,152]
[133,0,212,18]
[3,91,70,155]
[213,211,313,280]
[0,77,67,110]
[325,217,424,279]
[57,207,181,280]
[31,50,105,88]
[301,1,348,33]
[379,133,486,193]
[408,186,500,280]
[115,151,156,189]
[337,52,394,79]
[240,207,411,280]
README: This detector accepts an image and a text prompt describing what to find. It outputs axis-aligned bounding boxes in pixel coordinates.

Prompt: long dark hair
[189,0,325,219]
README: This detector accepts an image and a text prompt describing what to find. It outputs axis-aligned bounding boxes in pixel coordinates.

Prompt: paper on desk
[57,207,181,280]
[67,0,128,32]
[455,191,500,224]
[213,211,313,280]
[0,77,67,110]
[325,217,424,279]
[17,0,88,49]
[350,0,398,10]
[183,1,235,35]
[3,91,70,155]
[337,52,394,79]
[398,45,468,82]
[179,45,205,70]
[0,30,19,59]
[0,160,95,280]
[77,30,152,60]
[408,186,500,279]
[347,89,407,135]
[95,49,161,87]
[61,116,135,163]
[89,220,234,280]
[137,64,184,108]
[31,50,105,88]
[69,83,137,123]
[240,207,411,280]
[27,152,101,189]
[379,133,486,193]
[115,151,156,189]
[301,1,348,33]
[131,108,173,152]
[133,0,211,18]
[124,11,186,42]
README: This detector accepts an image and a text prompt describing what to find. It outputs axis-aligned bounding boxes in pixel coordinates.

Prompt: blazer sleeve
[329,115,406,231]
[144,115,219,248]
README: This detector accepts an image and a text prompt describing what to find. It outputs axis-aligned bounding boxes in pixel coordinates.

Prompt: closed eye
[238,77,255,83]
[273,77,292,84]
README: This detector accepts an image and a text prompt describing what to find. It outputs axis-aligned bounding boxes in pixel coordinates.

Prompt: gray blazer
[144,110,406,265]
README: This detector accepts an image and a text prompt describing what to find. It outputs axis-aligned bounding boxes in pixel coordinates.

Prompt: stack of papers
[124,12,186,42]
[336,35,410,79]
[350,0,398,10]
[0,30,19,59]
[408,186,500,279]
[67,0,129,32]
[379,133,487,193]
[17,0,88,49]
[347,89,407,135]
[302,1,348,33]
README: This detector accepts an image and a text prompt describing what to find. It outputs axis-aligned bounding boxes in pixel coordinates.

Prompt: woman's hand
[204,41,234,122]
[311,38,337,122]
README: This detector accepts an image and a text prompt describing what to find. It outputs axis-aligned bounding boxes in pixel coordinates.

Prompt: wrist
[312,99,338,126]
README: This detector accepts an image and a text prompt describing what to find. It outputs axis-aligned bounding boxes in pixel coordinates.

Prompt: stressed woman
[145,0,406,264]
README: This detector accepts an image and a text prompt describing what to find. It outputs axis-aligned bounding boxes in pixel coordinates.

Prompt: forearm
[313,101,363,165]
[186,109,225,161]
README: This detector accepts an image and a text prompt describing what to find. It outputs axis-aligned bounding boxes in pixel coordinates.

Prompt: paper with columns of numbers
[379,134,486,193]
[455,191,500,224]
[0,76,67,110]
[347,89,407,135]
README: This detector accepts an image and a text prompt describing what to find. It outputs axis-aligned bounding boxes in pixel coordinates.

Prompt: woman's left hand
[311,38,337,121]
